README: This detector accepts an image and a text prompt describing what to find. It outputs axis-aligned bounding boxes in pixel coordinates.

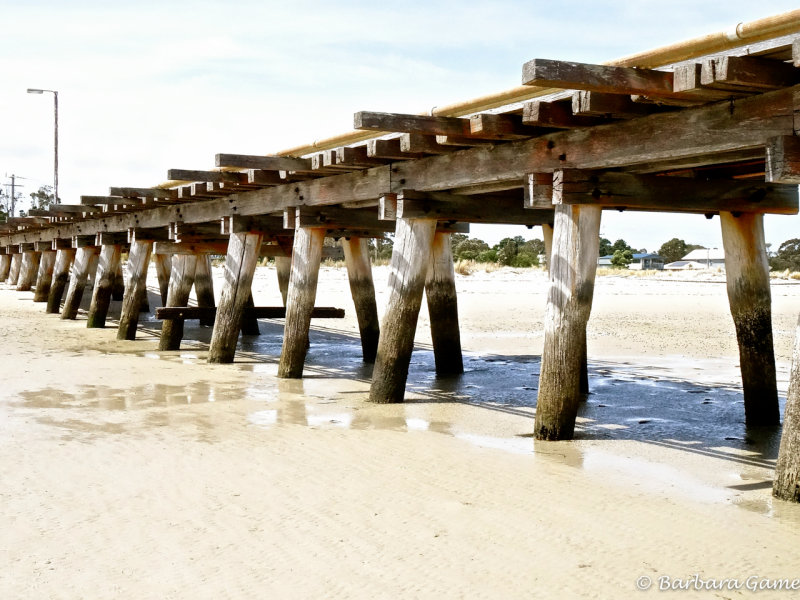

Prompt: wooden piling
[278,228,325,378]
[46,249,75,314]
[16,251,41,292]
[61,246,99,320]
[8,254,21,285]
[207,231,263,363]
[720,212,779,425]
[0,254,10,281]
[154,253,172,306]
[86,244,122,328]
[194,254,216,327]
[240,293,261,336]
[535,204,602,440]
[158,253,198,350]
[425,232,463,375]
[111,262,125,301]
[774,314,800,502]
[86,251,100,289]
[275,256,291,307]
[33,250,56,302]
[116,240,153,340]
[342,237,380,363]
[369,218,437,403]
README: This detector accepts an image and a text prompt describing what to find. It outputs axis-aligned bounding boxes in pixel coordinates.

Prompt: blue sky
[1,1,799,251]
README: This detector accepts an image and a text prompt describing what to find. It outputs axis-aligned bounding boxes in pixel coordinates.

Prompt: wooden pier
[5,14,800,502]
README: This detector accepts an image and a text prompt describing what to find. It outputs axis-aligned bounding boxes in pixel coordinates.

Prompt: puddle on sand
[7,343,794,515]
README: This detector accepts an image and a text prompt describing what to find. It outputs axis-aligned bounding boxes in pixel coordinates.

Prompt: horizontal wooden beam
[552,169,799,214]
[522,101,603,129]
[215,153,311,172]
[522,58,674,96]
[393,189,553,225]
[109,187,177,199]
[293,206,393,231]
[700,56,800,91]
[354,111,471,137]
[155,306,345,320]
[571,91,664,118]
[167,169,248,184]
[468,113,542,140]
[367,138,424,160]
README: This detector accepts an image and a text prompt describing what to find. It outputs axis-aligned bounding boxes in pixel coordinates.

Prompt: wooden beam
[766,135,800,183]
[294,206,392,231]
[7,253,21,285]
[109,187,177,200]
[522,58,674,95]
[194,255,216,326]
[167,169,248,184]
[367,138,425,160]
[0,254,10,281]
[552,169,798,214]
[571,91,663,118]
[774,318,800,501]
[701,55,800,92]
[215,153,312,172]
[400,133,460,154]
[521,58,721,102]
[33,249,56,302]
[354,111,471,137]
[525,173,554,209]
[394,189,554,225]
[16,250,41,292]
[522,101,604,129]
[468,113,542,140]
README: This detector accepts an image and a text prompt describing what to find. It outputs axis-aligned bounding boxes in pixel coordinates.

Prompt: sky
[1,0,799,253]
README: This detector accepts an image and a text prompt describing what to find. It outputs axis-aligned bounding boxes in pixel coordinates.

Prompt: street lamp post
[26,88,59,205]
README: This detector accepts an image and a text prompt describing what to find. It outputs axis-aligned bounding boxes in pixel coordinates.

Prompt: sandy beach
[3,265,800,598]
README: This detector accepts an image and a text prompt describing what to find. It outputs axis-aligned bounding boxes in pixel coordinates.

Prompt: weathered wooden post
[342,237,380,363]
[541,223,554,267]
[16,248,41,292]
[535,202,602,440]
[61,245,99,320]
[46,246,75,313]
[117,237,153,340]
[0,253,10,281]
[369,217,438,403]
[207,222,264,363]
[7,253,21,285]
[154,253,172,306]
[159,253,198,350]
[774,314,800,502]
[275,256,291,307]
[111,262,125,301]
[720,211,779,425]
[86,250,100,289]
[425,232,463,375]
[86,242,122,328]
[278,225,325,378]
[194,254,216,327]
[33,245,56,302]
[240,292,261,336]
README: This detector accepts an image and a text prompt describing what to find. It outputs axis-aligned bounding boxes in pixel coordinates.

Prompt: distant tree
[522,238,546,257]
[770,238,800,271]
[29,185,55,212]
[494,236,524,266]
[454,237,490,261]
[598,237,613,256]
[449,233,469,254]
[611,239,632,254]
[610,249,633,268]
[477,249,498,263]
[658,238,689,264]
[371,235,394,261]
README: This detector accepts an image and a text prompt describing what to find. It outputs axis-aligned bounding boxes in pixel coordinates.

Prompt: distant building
[598,252,665,270]
[664,247,725,270]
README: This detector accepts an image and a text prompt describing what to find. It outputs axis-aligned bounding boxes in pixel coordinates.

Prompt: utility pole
[4,174,25,217]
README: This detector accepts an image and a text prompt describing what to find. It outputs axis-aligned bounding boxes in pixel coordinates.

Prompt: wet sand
[3,265,800,598]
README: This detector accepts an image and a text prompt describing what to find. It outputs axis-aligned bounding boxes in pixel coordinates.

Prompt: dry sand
[3,265,800,599]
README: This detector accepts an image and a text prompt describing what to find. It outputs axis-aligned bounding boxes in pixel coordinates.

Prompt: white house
[664,248,725,270]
